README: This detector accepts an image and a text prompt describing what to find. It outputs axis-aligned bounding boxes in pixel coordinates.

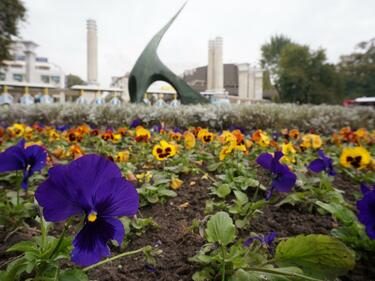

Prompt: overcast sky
[19,0,375,86]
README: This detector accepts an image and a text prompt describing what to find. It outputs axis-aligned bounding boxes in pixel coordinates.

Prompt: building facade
[0,40,65,88]
[183,63,263,101]
[110,74,130,102]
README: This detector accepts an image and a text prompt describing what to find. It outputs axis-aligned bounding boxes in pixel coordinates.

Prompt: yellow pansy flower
[152,140,177,161]
[300,134,322,149]
[184,131,196,150]
[115,151,129,162]
[197,129,215,144]
[340,146,371,169]
[7,123,25,137]
[171,177,183,190]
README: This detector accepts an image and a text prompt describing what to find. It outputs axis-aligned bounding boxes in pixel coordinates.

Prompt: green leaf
[7,240,38,253]
[206,212,236,246]
[276,192,306,207]
[2,257,29,281]
[212,184,231,198]
[230,267,305,281]
[315,201,356,224]
[233,190,248,205]
[59,269,88,281]
[275,234,356,280]
[207,162,221,172]
[192,267,215,281]
[158,189,177,197]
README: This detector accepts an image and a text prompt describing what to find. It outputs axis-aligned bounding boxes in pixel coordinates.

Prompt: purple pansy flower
[244,232,277,254]
[357,183,375,239]
[308,150,336,176]
[228,125,246,134]
[256,151,297,200]
[35,154,139,266]
[244,232,276,247]
[151,124,163,133]
[0,139,47,189]
[56,125,68,132]
[130,118,142,128]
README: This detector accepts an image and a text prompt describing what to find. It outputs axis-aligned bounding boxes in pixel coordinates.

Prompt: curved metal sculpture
[128,2,208,104]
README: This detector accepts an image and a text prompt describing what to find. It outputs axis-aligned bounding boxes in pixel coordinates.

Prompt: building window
[11,64,23,69]
[36,66,50,70]
[14,55,26,61]
[51,75,60,84]
[41,75,50,83]
[13,74,23,82]
[0,72,5,81]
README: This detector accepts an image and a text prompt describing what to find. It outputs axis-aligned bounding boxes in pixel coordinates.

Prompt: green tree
[0,0,26,64]
[66,74,86,88]
[338,38,375,98]
[260,34,293,85]
[278,44,343,104]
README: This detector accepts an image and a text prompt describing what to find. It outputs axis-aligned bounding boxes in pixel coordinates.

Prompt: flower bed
[0,103,374,132]
[0,122,374,281]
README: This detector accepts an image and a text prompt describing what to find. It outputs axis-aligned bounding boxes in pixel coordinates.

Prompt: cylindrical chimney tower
[207,40,215,91]
[87,19,98,85]
[214,36,224,92]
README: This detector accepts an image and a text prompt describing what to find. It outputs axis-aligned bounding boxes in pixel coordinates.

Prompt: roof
[355,96,375,103]
[0,81,56,88]
[71,85,122,92]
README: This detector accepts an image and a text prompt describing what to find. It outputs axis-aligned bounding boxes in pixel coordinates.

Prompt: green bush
[0,103,373,132]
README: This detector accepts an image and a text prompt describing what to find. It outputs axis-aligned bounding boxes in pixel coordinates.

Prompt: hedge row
[0,104,374,132]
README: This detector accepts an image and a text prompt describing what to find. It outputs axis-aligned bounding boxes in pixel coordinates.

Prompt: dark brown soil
[249,204,334,237]
[86,173,374,281]
[88,175,210,281]
[0,173,374,281]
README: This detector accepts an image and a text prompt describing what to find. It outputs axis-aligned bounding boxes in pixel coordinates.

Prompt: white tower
[237,63,263,101]
[207,40,215,90]
[213,37,224,92]
[87,19,98,85]
[206,37,224,93]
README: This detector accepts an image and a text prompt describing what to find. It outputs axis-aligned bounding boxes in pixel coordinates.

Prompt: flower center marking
[87,211,97,222]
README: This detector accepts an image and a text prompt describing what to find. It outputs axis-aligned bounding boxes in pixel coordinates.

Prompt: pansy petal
[243,236,262,247]
[264,232,277,245]
[360,183,371,195]
[0,145,26,172]
[26,145,47,174]
[357,190,375,239]
[105,217,125,245]
[308,159,325,173]
[35,165,83,221]
[274,151,284,162]
[256,153,273,170]
[94,178,139,217]
[71,217,119,266]
[327,164,336,176]
[272,171,296,193]
[272,161,289,174]
[65,155,122,204]
[317,149,325,159]
[265,187,274,201]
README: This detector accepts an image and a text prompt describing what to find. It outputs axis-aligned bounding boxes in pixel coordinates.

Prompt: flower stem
[82,246,150,272]
[247,267,323,281]
[221,246,226,281]
[48,217,73,259]
[16,189,20,206]
[252,183,260,202]
[39,209,47,251]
